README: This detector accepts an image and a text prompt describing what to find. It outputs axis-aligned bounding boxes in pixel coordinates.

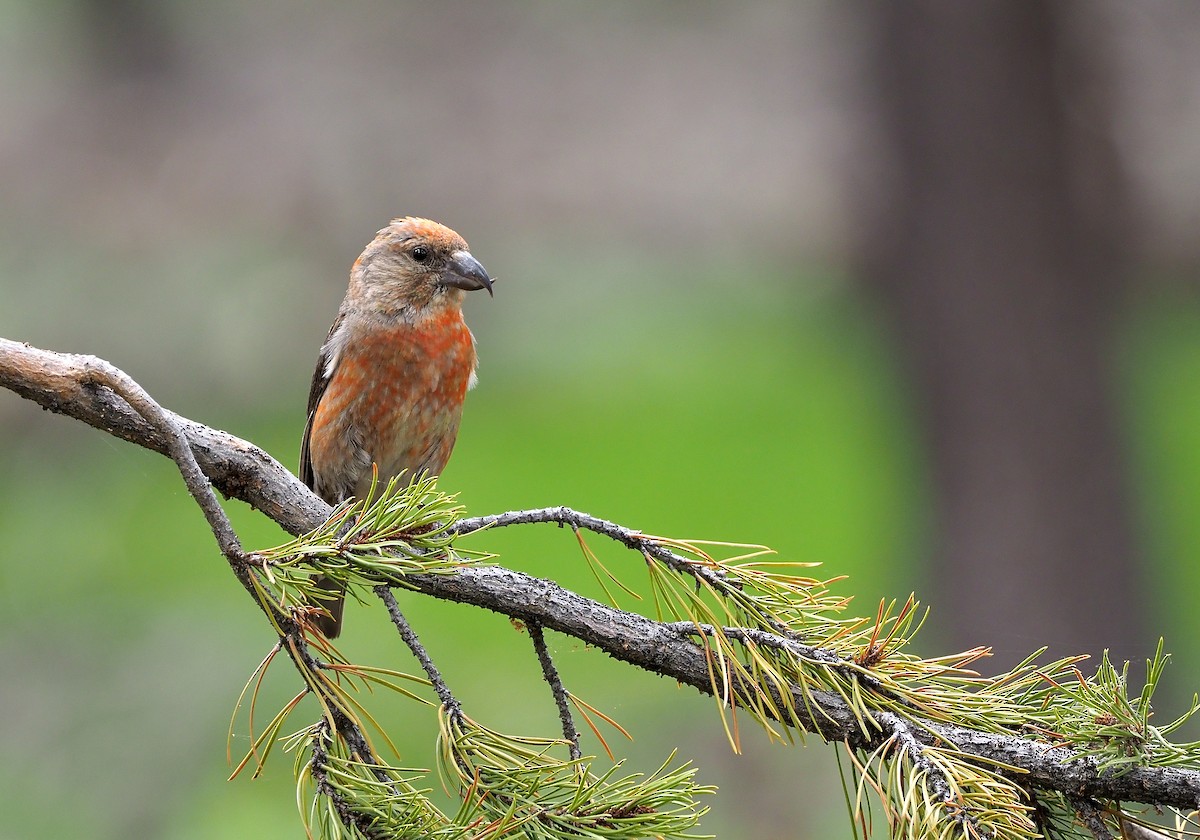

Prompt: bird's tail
[313,575,346,638]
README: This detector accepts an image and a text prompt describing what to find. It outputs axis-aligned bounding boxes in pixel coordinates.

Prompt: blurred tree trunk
[81,0,179,82]
[861,1,1146,670]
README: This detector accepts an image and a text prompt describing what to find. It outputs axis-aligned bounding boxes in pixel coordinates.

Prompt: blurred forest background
[4,1,1200,837]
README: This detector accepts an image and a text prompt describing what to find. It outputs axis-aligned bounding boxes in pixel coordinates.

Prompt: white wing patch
[467,328,479,390]
[322,320,353,380]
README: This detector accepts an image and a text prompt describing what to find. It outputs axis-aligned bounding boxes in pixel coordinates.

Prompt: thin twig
[528,621,582,760]
[375,586,461,719]
[1071,796,1115,840]
[455,506,739,594]
[1118,815,1177,840]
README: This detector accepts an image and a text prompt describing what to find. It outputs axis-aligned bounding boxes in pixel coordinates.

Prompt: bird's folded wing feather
[300,312,344,492]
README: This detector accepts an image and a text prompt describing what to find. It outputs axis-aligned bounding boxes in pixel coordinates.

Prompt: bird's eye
[411,245,431,264]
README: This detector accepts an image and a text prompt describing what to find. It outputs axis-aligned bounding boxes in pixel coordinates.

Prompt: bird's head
[348,217,493,320]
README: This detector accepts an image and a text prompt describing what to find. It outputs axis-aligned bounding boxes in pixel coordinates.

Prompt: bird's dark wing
[299,313,343,492]
[300,314,351,637]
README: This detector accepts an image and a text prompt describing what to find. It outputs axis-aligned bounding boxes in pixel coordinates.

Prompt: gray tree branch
[3,336,1200,816]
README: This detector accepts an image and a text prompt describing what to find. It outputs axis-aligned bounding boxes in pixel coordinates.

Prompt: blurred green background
[4,2,1200,837]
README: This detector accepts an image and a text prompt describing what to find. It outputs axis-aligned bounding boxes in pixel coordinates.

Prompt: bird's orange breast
[308,310,477,498]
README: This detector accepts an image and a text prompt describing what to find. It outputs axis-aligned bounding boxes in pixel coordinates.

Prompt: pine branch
[375,586,461,718]
[5,336,1200,830]
[0,337,328,531]
[454,507,741,593]
[1071,797,1115,840]
[528,621,583,761]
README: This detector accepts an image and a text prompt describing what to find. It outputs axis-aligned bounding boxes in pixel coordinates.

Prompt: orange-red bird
[300,217,493,637]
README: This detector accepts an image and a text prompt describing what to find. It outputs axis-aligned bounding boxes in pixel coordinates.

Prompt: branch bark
[4,336,1200,816]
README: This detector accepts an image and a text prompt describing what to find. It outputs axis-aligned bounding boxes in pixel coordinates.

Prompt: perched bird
[300,217,493,637]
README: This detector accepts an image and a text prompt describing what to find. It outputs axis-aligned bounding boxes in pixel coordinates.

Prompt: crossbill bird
[300,217,493,637]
